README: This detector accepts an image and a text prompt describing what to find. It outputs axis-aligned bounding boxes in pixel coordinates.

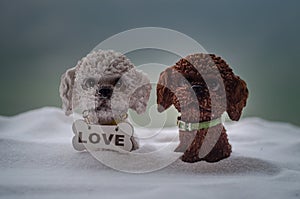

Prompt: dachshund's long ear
[226,75,249,121]
[59,67,76,116]
[156,68,174,112]
[129,71,152,114]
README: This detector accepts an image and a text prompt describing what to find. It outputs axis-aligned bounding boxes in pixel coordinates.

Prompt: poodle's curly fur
[157,53,248,163]
[59,50,152,150]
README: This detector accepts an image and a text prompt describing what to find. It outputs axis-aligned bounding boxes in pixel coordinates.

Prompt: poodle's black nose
[98,87,112,98]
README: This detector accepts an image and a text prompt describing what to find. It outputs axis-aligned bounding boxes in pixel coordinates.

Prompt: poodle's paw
[130,136,139,151]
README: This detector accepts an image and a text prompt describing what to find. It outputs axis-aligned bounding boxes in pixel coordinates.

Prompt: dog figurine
[157,53,248,162]
[60,50,151,150]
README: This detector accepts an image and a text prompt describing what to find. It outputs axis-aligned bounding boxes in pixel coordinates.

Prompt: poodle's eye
[115,79,125,91]
[115,79,122,88]
[83,78,96,89]
[206,79,220,92]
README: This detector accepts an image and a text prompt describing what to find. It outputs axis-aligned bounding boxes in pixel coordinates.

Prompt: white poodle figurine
[59,50,152,150]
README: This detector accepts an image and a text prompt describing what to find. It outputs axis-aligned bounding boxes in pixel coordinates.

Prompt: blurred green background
[0,0,299,126]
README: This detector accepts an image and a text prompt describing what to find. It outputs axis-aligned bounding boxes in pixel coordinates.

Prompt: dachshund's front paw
[202,144,232,163]
[181,154,200,163]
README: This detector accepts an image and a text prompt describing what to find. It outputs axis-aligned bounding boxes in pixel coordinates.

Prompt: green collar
[177,117,223,131]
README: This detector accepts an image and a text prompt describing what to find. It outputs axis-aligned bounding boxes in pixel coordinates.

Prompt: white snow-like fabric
[0,107,300,199]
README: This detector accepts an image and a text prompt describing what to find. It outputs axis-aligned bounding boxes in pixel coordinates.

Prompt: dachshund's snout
[97,87,113,99]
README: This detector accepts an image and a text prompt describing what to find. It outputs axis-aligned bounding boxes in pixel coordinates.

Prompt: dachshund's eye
[206,79,220,92]
[191,84,202,93]
[83,78,96,89]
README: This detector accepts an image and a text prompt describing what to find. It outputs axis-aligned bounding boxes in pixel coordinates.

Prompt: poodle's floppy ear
[156,68,174,112]
[129,71,152,114]
[59,67,76,116]
[226,75,249,121]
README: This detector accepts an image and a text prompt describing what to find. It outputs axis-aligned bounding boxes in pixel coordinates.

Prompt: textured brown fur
[157,54,248,163]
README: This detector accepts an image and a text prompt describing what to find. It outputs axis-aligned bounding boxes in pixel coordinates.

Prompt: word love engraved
[72,120,134,152]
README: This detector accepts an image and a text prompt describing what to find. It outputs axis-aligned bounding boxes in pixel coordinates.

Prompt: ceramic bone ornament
[72,120,134,152]
[59,50,151,152]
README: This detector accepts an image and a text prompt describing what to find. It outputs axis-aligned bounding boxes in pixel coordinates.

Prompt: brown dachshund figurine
[157,54,248,163]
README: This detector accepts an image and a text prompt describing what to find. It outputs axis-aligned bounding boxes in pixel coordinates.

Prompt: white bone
[72,120,134,152]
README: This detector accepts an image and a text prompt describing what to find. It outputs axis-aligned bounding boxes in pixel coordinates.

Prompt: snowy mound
[0,107,299,199]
